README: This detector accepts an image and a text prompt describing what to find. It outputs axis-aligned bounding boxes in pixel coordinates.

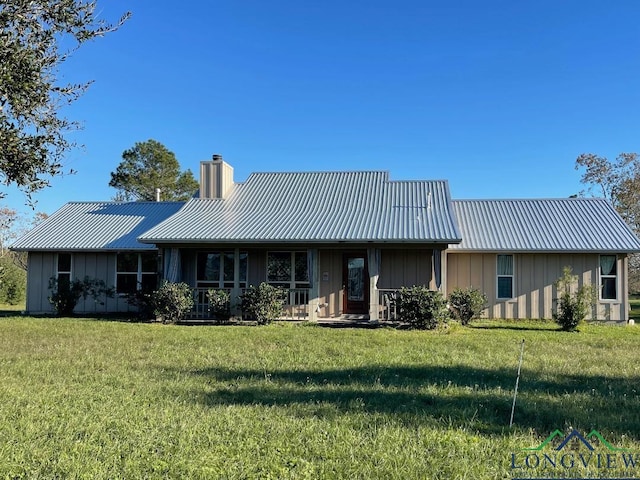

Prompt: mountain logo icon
[523,429,629,452]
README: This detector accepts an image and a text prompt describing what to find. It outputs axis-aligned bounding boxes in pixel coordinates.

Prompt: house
[11,156,640,322]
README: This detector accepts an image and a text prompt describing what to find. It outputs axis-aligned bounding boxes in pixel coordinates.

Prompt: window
[57,253,72,286]
[117,252,158,294]
[196,251,247,288]
[600,255,617,300]
[497,254,514,299]
[267,251,308,288]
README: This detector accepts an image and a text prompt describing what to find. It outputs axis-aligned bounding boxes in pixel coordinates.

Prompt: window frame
[196,251,247,289]
[599,254,618,301]
[496,254,514,300]
[56,253,72,285]
[266,251,309,289]
[116,252,158,295]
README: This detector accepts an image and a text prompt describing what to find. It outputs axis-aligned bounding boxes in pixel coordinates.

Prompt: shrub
[448,287,487,325]
[0,257,26,305]
[48,276,114,316]
[152,281,194,324]
[395,285,448,330]
[240,283,285,325]
[553,266,596,332]
[206,288,231,321]
[124,290,156,322]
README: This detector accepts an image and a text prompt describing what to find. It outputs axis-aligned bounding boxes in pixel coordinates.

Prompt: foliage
[552,266,596,331]
[239,283,286,325]
[109,139,199,201]
[151,281,194,323]
[47,276,114,316]
[395,285,448,329]
[0,1,129,205]
[206,288,231,320]
[1,317,639,478]
[123,290,155,322]
[0,255,26,305]
[575,153,640,292]
[448,287,487,325]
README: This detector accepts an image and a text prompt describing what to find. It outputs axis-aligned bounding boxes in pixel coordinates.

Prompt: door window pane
[347,257,365,301]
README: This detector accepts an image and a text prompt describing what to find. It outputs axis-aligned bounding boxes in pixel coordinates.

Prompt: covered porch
[160,245,448,322]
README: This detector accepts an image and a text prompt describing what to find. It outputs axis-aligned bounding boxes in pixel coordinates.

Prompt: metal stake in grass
[509,339,525,427]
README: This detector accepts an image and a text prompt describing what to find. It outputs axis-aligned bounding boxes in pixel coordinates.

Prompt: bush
[395,286,448,330]
[553,266,596,332]
[124,290,156,322]
[48,276,114,316]
[206,288,231,321]
[240,283,285,325]
[0,257,26,305]
[448,287,487,325]
[152,281,194,324]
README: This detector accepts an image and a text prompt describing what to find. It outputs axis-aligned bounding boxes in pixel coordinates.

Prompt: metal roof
[139,171,462,244]
[11,202,185,251]
[450,198,640,252]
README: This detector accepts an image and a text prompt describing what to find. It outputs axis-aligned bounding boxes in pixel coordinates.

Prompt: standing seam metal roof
[139,171,462,243]
[10,202,185,251]
[450,198,640,252]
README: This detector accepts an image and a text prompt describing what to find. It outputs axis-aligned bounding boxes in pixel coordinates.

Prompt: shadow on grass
[167,364,640,438]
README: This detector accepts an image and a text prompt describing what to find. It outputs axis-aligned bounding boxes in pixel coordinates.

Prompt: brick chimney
[200,154,234,199]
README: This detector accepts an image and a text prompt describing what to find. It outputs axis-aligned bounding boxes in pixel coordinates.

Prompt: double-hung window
[57,253,72,286]
[267,251,309,289]
[599,255,617,300]
[196,251,247,288]
[117,252,158,294]
[497,254,514,299]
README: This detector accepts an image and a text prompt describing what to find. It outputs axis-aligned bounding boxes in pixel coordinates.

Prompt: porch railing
[189,287,232,320]
[187,287,310,320]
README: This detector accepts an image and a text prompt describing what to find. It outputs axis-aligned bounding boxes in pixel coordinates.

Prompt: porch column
[308,248,319,322]
[439,249,448,294]
[368,248,381,321]
[231,248,241,316]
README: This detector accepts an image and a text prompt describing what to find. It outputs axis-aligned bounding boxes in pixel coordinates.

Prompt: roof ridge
[453,197,607,202]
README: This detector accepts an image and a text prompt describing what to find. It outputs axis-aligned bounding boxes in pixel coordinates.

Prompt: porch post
[439,249,448,294]
[231,248,241,316]
[368,248,380,321]
[308,248,319,322]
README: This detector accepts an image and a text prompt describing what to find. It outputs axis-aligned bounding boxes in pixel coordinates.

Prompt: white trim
[496,253,514,300]
[599,254,619,302]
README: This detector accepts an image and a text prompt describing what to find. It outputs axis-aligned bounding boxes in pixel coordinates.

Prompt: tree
[0,1,130,206]
[575,153,640,232]
[109,139,199,201]
[575,152,640,292]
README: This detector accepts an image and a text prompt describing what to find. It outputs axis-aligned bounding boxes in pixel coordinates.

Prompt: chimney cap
[212,154,223,162]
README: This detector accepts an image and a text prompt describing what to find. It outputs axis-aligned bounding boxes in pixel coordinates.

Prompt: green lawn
[0,318,638,479]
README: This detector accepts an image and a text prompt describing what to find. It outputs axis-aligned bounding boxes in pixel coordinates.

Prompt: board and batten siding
[446,252,629,322]
[25,252,139,314]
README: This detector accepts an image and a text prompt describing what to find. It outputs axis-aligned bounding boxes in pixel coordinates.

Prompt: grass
[0,318,639,479]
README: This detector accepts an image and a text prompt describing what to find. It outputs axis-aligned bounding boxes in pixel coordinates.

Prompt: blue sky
[5,0,640,217]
